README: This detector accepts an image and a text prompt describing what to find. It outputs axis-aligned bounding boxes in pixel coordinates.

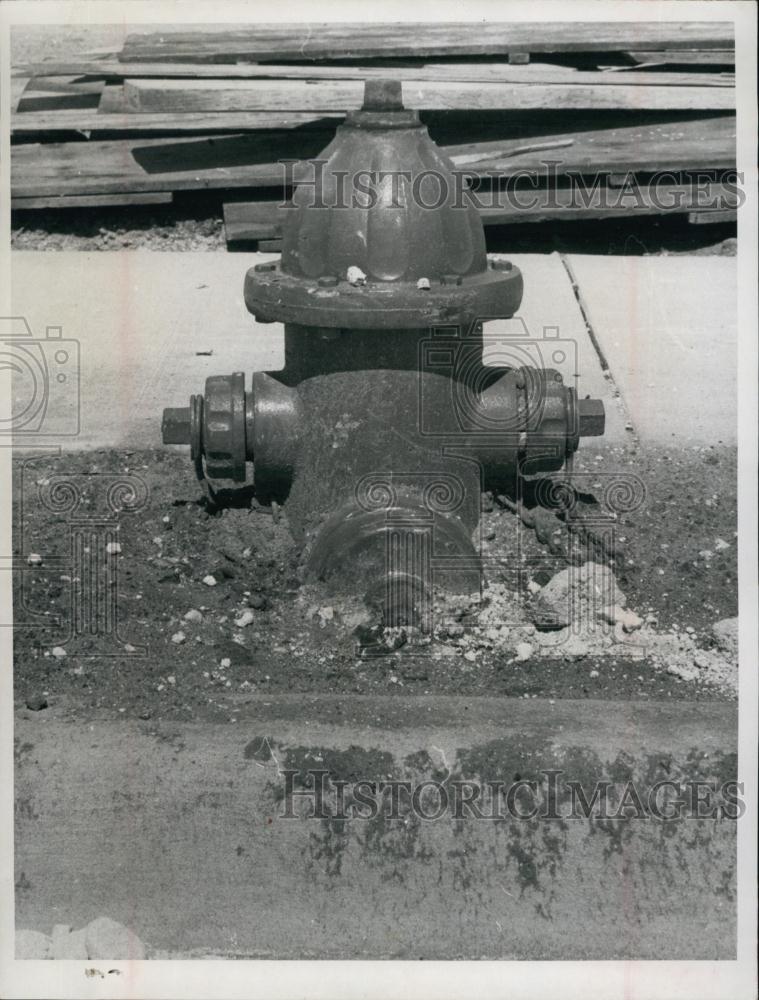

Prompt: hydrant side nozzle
[161,407,192,445]
[578,397,606,437]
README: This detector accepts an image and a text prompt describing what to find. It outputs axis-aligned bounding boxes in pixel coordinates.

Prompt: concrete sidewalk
[10,250,736,452]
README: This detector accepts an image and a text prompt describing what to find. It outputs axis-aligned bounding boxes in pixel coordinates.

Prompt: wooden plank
[11,76,30,112]
[15,59,734,88]
[97,82,127,113]
[223,181,740,244]
[122,77,734,113]
[119,22,735,63]
[687,208,737,224]
[11,192,173,210]
[626,49,734,66]
[11,116,737,199]
[11,109,342,137]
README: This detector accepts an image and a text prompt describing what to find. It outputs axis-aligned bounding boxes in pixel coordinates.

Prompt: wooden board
[11,116,736,199]
[15,59,735,88]
[122,77,734,113]
[11,192,173,210]
[118,22,735,63]
[223,181,740,243]
[11,110,342,137]
[626,49,735,65]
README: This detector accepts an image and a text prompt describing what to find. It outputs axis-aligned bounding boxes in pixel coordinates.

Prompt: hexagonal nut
[578,398,605,437]
[162,407,192,445]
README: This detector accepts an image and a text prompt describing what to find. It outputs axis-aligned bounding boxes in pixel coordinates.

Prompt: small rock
[416,277,431,290]
[183,609,203,623]
[714,538,730,551]
[693,651,711,670]
[171,631,186,645]
[317,606,335,625]
[527,580,542,595]
[220,657,232,669]
[16,929,52,958]
[85,916,145,960]
[536,563,623,629]
[712,617,738,657]
[515,642,533,662]
[26,553,43,566]
[202,574,217,587]
[105,541,122,555]
[25,694,48,711]
[234,610,255,628]
[464,649,477,662]
[589,669,600,678]
[346,265,367,286]
[699,549,714,560]
[50,646,67,660]
[667,662,700,682]
[602,605,643,632]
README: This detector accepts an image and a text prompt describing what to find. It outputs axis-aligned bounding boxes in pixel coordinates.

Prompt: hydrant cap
[245,79,524,328]
[282,78,485,285]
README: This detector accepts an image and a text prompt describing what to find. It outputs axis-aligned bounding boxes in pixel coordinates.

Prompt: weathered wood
[224,180,740,244]
[12,191,173,209]
[15,90,103,112]
[119,22,735,63]
[11,76,30,112]
[122,77,734,113]
[626,49,734,66]
[687,208,737,224]
[11,116,737,199]
[11,109,341,137]
[15,59,734,88]
[24,75,106,95]
[97,82,127,113]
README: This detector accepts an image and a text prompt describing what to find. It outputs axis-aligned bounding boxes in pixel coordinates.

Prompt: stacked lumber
[11,22,738,243]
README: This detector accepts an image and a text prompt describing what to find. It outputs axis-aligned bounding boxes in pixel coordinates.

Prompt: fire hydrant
[162,80,604,626]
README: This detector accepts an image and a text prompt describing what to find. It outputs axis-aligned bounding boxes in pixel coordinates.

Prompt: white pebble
[105,542,122,555]
[464,650,477,662]
[515,642,533,662]
[416,277,431,290]
[527,580,542,595]
[27,553,43,566]
[183,609,203,623]
[234,610,255,628]
[202,575,217,587]
[220,657,231,669]
[589,669,600,678]
[171,631,186,645]
[346,265,367,286]
[51,646,67,659]
[167,675,176,685]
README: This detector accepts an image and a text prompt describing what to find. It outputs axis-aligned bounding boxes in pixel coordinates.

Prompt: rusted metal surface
[162,80,605,619]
